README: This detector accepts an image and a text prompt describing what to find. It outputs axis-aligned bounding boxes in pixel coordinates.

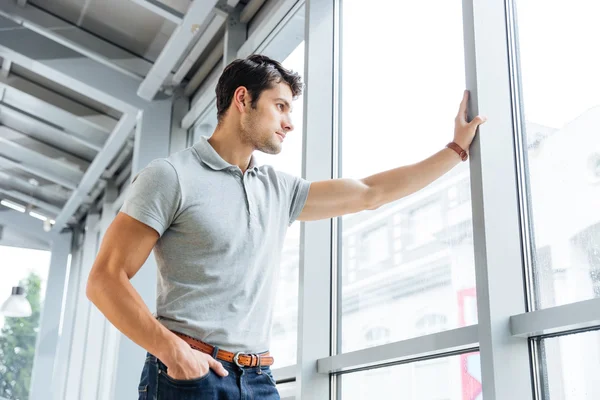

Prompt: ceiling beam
[0,104,103,158]
[171,13,226,86]
[0,124,90,168]
[184,37,224,97]
[1,59,10,77]
[240,0,265,24]
[0,170,69,204]
[0,74,115,138]
[0,131,84,189]
[128,0,184,24]
[0,2,152,79]
[0,15,148,114]
[0,168,70,202]
[0,208,52,243]
[0,155,77,191]
[51,114,137,232]
[137,0,222,100]
[0,187,61,215]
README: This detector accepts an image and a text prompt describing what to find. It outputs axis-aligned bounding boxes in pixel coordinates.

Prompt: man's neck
[208,123,254,173]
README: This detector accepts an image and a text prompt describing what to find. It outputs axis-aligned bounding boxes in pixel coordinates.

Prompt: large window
[0,246,51,400]
[516,0,600,309]
[339,0,477,353]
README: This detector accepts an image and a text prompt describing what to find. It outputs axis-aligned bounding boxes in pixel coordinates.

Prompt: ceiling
[29,0,190,62]
[0,0,267,245]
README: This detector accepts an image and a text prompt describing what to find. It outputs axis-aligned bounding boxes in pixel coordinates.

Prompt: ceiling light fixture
[1,199,26,213]
[29,211,48,221]
[0,287,32,318]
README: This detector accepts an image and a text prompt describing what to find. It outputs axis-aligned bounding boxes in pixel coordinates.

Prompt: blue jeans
[138,353,281,400]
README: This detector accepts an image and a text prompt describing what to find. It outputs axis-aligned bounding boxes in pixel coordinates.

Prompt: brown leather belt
[173,331,274,367]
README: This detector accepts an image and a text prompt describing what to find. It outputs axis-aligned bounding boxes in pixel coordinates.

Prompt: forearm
[86,269,182,363]
[361,148,461,209]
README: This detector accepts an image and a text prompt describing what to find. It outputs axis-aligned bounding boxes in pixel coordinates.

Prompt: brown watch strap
[446,142,468,161]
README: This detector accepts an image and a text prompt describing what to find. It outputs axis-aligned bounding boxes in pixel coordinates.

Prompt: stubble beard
[241,112,281,155]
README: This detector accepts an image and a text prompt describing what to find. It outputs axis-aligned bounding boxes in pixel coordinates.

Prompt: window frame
[162,0,600,398]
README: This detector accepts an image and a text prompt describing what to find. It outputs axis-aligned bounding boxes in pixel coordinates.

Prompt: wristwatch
[446,142,468,161]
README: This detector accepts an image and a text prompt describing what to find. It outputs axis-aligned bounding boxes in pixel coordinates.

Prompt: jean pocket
[159,369,212,386]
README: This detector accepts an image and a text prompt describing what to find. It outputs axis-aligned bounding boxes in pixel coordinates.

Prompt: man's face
[240,82,295,155]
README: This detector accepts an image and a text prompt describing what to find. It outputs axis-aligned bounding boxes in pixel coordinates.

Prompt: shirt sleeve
[120,159,182,236]
[277,171,311,226]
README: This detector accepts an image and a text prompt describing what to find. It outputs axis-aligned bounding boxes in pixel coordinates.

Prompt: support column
[112,98,173,400]
[96,182,120,400]
[296,0,335,398]
[464,0,534,398]
[80,213,109,400]
[52,228,84,400]
[63,214,100,400]
[29,230,73,400]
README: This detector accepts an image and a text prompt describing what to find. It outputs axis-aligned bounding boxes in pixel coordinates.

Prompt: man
[86,54,486,399]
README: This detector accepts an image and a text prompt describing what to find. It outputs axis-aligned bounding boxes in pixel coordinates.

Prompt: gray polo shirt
[120,136,310,353]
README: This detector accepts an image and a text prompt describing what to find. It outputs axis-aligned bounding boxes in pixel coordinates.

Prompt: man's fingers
[457,90,469,121]
[469,115,487,127]
[208,357,229,377]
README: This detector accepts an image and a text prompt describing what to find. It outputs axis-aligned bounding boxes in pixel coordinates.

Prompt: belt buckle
[233,352,244,367]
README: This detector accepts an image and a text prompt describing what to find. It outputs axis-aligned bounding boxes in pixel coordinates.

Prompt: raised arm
[298,90,486,221]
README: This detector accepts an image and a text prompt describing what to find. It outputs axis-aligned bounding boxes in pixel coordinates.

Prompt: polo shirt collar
[194,135,258,171]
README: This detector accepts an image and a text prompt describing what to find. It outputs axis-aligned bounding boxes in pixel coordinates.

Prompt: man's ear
[234,87,251,113]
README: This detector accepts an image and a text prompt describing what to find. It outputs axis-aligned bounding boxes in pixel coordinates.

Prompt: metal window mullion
[511,297,600,338]
[317,325,479,374]
[296,0,335,398]
[464,0,534,399]
[272,365,297,382]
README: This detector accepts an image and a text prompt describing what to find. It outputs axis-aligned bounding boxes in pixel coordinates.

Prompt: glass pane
[340,0,477,353]
[0,245,51,400]
[253,42,305,368]
[516,0,600,308]
[540,330,600,399]
[341,352,482,400]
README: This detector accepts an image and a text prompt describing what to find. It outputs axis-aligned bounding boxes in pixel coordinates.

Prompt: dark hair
[215,54,303,122]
